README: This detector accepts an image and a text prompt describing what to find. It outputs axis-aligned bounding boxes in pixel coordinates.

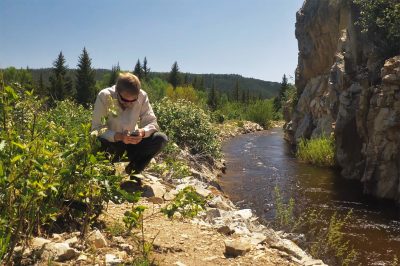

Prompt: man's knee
[152,132,168,150]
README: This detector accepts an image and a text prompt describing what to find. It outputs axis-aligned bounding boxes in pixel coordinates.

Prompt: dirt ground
[100,200,295,266]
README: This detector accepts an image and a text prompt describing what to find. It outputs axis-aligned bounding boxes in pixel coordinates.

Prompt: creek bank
[14,122,324,265]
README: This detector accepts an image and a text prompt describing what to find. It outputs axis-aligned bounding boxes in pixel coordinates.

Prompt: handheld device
[130,130,140,136]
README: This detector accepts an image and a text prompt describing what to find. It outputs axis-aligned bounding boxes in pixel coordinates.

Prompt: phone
[130,130,140,136]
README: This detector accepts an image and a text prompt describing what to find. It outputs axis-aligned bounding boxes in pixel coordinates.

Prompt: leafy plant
[273,186,296,231]
[153,98,221,161]
[161,186,206,219]
[353,0,400,58]
[296,135,335,167]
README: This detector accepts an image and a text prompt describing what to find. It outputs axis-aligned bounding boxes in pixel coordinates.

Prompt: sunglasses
[118,92,138,103]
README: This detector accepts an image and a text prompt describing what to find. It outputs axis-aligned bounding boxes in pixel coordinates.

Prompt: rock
[119,243,134,252]
[142,182,166,199]
[87,229,107,248]
[233,209,253,220]
[31,237,51,249]
[163,189,178,201]
[217,225,233,235]
[65,236,79,246]
[42,242,79,262]
[208,195,234,211]
[224,239,252,257]
[147,196,164,204]
[77,254,88,261]
[105,253,122,265]
[249,232,267,245]
[175,261,187,266]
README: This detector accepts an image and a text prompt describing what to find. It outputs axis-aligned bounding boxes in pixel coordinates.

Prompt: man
[91,72,167,175]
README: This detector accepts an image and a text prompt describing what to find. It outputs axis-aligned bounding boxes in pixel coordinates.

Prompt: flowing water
[219,128,400,265]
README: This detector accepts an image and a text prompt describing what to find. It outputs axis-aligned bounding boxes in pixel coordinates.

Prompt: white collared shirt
[91,85,159,142]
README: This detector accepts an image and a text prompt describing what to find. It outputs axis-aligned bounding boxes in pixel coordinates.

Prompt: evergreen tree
[49,51,73,102]
[108,63,120,86]
[234,79,240,101]
[246,89,250,103]
[274,74,289,111]
[241,90,246,103]
[168,61,181,89]
[183,73,189,85]
[199,76,205,91]
[192,76,198,89]
[207,79,218,111]
[37,72,45,95]
[76,47,96,106]
[142,57,150,80]
[134,59,143,80]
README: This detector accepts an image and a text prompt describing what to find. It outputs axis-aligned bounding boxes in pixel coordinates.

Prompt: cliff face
[287,0,400,201]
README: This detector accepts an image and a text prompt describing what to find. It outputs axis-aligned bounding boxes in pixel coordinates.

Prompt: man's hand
[114,129,145,144]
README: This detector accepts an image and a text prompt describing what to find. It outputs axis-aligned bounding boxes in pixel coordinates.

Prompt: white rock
[87,229,107,248]
[42,242,79,262]
[65,236,79,246]
[77,254,88,261]
[234,209,253,220]
[175,261,187,266]
[105,253,122,265]
[31,237,51,249]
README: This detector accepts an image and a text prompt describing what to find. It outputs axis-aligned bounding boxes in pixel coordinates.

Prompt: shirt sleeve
[91,92,116,142]
[139,93,159,138]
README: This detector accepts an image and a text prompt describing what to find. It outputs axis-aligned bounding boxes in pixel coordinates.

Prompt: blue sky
[0,0,304,82]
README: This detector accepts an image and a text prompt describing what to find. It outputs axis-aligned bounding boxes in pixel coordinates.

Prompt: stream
[219,128,400,265]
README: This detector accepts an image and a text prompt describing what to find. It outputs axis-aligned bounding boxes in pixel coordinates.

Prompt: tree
[234,79,240,101]
[108,63,120,86]
[274,74,289,111]
[76,47,96,106]
[207,79,218,111]
[49,51,73,102]
[133,59,143,79]
[143,57,150,80]
[168,61,181,89]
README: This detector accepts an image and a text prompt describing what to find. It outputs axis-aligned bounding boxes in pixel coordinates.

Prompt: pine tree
[183,73,189,85]
[37,72,45,95]
[142,57,150,80]
[76,47,96,106]
[49,51,73,102]
[199,76,205,91]
[241,90,246,103]
[234,79,240,101]
[168,61,181,89]
[108,63,120,86]
[192,76,198,90]
[207,79,217,111]
[134,59,142,80]
[274,74,289,111]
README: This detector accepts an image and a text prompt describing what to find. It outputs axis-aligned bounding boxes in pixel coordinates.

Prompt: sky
[0,0,304,82]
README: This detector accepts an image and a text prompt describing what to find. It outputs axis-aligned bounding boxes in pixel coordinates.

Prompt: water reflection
[220,128,400,265]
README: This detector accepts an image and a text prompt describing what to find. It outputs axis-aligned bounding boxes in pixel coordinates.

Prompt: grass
[296,135,335,167]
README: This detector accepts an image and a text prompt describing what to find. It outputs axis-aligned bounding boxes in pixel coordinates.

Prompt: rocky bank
[13,123,325,265]
[285,0,400,202]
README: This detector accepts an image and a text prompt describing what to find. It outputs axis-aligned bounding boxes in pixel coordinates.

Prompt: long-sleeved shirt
[91,85,159,142]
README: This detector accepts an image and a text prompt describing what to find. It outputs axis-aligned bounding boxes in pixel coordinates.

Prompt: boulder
[224,238,252,257]
[87,229,107,248]
[42,242,79,262]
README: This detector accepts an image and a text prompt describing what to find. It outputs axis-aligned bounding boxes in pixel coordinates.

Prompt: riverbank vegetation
[273,186,358,266]
[296,135,336,167]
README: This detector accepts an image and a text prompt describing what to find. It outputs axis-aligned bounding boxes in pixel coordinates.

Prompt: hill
[26,69,280,99]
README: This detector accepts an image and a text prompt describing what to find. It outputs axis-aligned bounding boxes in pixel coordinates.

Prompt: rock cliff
[286,0,400,201]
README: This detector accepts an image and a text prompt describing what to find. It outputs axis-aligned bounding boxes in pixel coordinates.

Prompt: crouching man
[91,72,168,175]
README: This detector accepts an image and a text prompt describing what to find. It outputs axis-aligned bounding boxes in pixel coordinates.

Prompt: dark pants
[99,132,168,174]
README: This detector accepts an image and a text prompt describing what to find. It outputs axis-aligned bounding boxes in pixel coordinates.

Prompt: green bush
[0,83,131,263]
[153,98,221,160]
[244,99,274,128]
[296,135,335,167]
[354,0,400,58]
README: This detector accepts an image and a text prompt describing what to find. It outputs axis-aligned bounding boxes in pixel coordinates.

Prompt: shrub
[161,186,206,219]
[296,135,335,167]
[353,0,400,58]
[153,98,221,160]
[0,83,130,263]
[244,99,274,128]
[141,78,169,102]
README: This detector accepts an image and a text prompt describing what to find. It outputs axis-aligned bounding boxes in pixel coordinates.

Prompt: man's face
[117,90,138,108]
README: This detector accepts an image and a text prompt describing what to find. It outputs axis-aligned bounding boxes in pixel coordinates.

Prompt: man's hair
[116,72,141,95]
